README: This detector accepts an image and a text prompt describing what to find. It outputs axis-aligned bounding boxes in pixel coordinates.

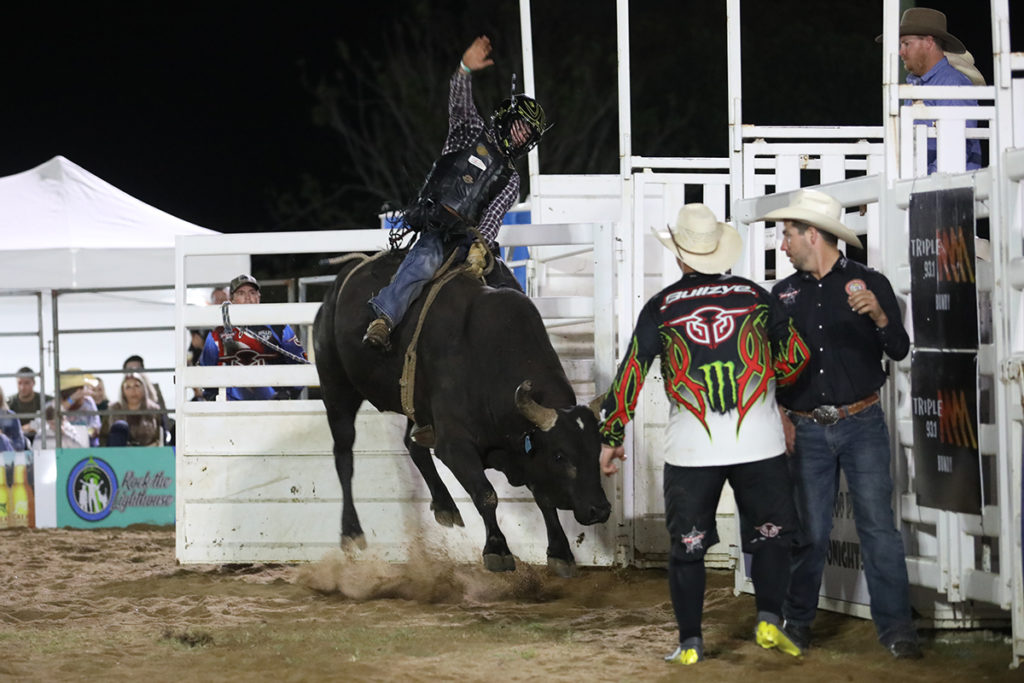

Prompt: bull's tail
[333,251,393,313]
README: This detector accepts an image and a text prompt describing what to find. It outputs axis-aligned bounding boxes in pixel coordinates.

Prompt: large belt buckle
[811,405,840,425]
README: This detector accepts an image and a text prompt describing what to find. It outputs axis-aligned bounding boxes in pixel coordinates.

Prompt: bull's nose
[588,502,611,524]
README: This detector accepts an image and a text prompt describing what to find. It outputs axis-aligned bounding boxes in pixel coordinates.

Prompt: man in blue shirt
[880,7,982,173]
[200,274,306,400]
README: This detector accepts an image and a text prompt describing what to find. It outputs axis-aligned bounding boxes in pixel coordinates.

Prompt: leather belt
[787,393,879,426]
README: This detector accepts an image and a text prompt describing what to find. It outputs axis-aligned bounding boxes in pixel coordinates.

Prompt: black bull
[312,250,611,577]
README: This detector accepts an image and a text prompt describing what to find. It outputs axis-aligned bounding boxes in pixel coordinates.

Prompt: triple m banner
[908,187,981,514]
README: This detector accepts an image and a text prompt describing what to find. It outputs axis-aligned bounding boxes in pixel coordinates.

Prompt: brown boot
[362,317,392,349]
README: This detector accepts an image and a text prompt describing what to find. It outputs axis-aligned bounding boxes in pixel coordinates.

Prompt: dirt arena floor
[0,525,1018,682]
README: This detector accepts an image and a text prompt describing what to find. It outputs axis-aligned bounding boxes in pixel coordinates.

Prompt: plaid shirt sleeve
[443,70,520,245]
[443,71,484,154]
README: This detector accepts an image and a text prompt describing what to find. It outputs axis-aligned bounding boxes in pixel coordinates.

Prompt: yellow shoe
[664,638,703,665]
[755,620,803,657]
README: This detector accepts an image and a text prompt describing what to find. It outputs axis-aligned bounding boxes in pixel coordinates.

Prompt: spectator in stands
[122,355,163,404]
[31,404,87,449]
[199,274,306,401]
[878,7,981,173]
[210,287,229,305]
[106,373,163,447]
[57,369,102,447]
[0,386,27,452]
[90,375,110,411]
[9,366,49,443]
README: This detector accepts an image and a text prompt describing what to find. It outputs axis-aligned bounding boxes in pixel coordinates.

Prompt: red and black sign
[910,349,981,514]
[908,187,977,350]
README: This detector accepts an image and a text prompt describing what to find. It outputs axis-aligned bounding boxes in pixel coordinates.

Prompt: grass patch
[160,628,214,648]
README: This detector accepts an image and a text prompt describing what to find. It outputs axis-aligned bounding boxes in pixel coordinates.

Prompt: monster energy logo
[699,361,737,411]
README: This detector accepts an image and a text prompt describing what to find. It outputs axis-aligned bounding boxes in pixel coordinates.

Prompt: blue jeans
[107,420,130,447]
[784,403,917,646]
[369,231,446,326]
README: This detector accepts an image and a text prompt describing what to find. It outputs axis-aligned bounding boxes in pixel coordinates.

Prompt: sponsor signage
[56,447,175,527]
[908,187,977,350]
[911,350,981,514]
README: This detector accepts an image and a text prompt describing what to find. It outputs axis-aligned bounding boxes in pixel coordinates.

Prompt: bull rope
[399,231,493,423]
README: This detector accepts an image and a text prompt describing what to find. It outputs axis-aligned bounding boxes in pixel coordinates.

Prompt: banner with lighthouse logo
[56,447,175,528]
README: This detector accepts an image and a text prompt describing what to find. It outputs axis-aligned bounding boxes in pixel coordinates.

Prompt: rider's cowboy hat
[652,203,743,274]
[875,7,966,54]
[757,189,864,249]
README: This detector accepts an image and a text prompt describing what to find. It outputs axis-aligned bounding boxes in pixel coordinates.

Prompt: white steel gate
[173,224,618,567]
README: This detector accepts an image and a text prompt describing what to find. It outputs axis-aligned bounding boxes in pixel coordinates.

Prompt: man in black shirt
[759,189,921,660]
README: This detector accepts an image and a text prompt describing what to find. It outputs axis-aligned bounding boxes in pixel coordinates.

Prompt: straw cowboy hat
[757,189,864,249]
[652,203,743,274]
[60,368,99,392]
[946,50,985,86]
[875,7,966,54]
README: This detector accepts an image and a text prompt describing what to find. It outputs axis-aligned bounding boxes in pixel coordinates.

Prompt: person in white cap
[877,7,982,173]
[759,189,920,659]
[596,203,810,665]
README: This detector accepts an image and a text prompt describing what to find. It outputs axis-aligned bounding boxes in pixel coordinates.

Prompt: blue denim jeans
[783,403,917,646]
[369,231,446,326]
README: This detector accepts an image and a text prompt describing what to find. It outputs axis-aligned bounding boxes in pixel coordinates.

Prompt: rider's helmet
[490,94,548,158]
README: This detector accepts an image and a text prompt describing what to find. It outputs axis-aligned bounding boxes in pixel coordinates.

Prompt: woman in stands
[106,373,162,447]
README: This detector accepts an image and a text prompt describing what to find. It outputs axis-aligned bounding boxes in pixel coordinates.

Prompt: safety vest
[414,131,514,234]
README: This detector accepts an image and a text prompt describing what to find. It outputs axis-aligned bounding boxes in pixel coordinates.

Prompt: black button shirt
[771,255,909,412]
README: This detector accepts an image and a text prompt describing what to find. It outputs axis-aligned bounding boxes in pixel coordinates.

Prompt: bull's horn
[515,380,558,432]
[588,391,606,419]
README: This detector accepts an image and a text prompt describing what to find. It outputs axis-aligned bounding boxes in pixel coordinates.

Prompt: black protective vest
[413,131,514,234]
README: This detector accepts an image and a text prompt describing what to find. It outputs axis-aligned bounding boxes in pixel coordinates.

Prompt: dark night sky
[1,2,1016,235]
[2,3,371,232]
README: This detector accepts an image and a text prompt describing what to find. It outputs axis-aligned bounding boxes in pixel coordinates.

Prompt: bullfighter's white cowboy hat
[652,203,743,274]
[757,189,864,249]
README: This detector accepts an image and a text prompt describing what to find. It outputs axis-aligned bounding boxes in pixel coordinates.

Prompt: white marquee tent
[0,155,248,415]
[0,155,244,290]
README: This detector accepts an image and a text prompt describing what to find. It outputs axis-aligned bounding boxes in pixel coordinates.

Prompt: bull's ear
[515,380,557,432]
[588,391,606,419]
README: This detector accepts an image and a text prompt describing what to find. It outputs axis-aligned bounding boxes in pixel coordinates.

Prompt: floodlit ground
[0,526,1017,682]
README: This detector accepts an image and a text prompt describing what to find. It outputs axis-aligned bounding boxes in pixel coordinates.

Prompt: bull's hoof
[431,505,464,528]
[546,557,579,578]
[410,423,436,447]
[341,534,367,551]
[483,553,516,573]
